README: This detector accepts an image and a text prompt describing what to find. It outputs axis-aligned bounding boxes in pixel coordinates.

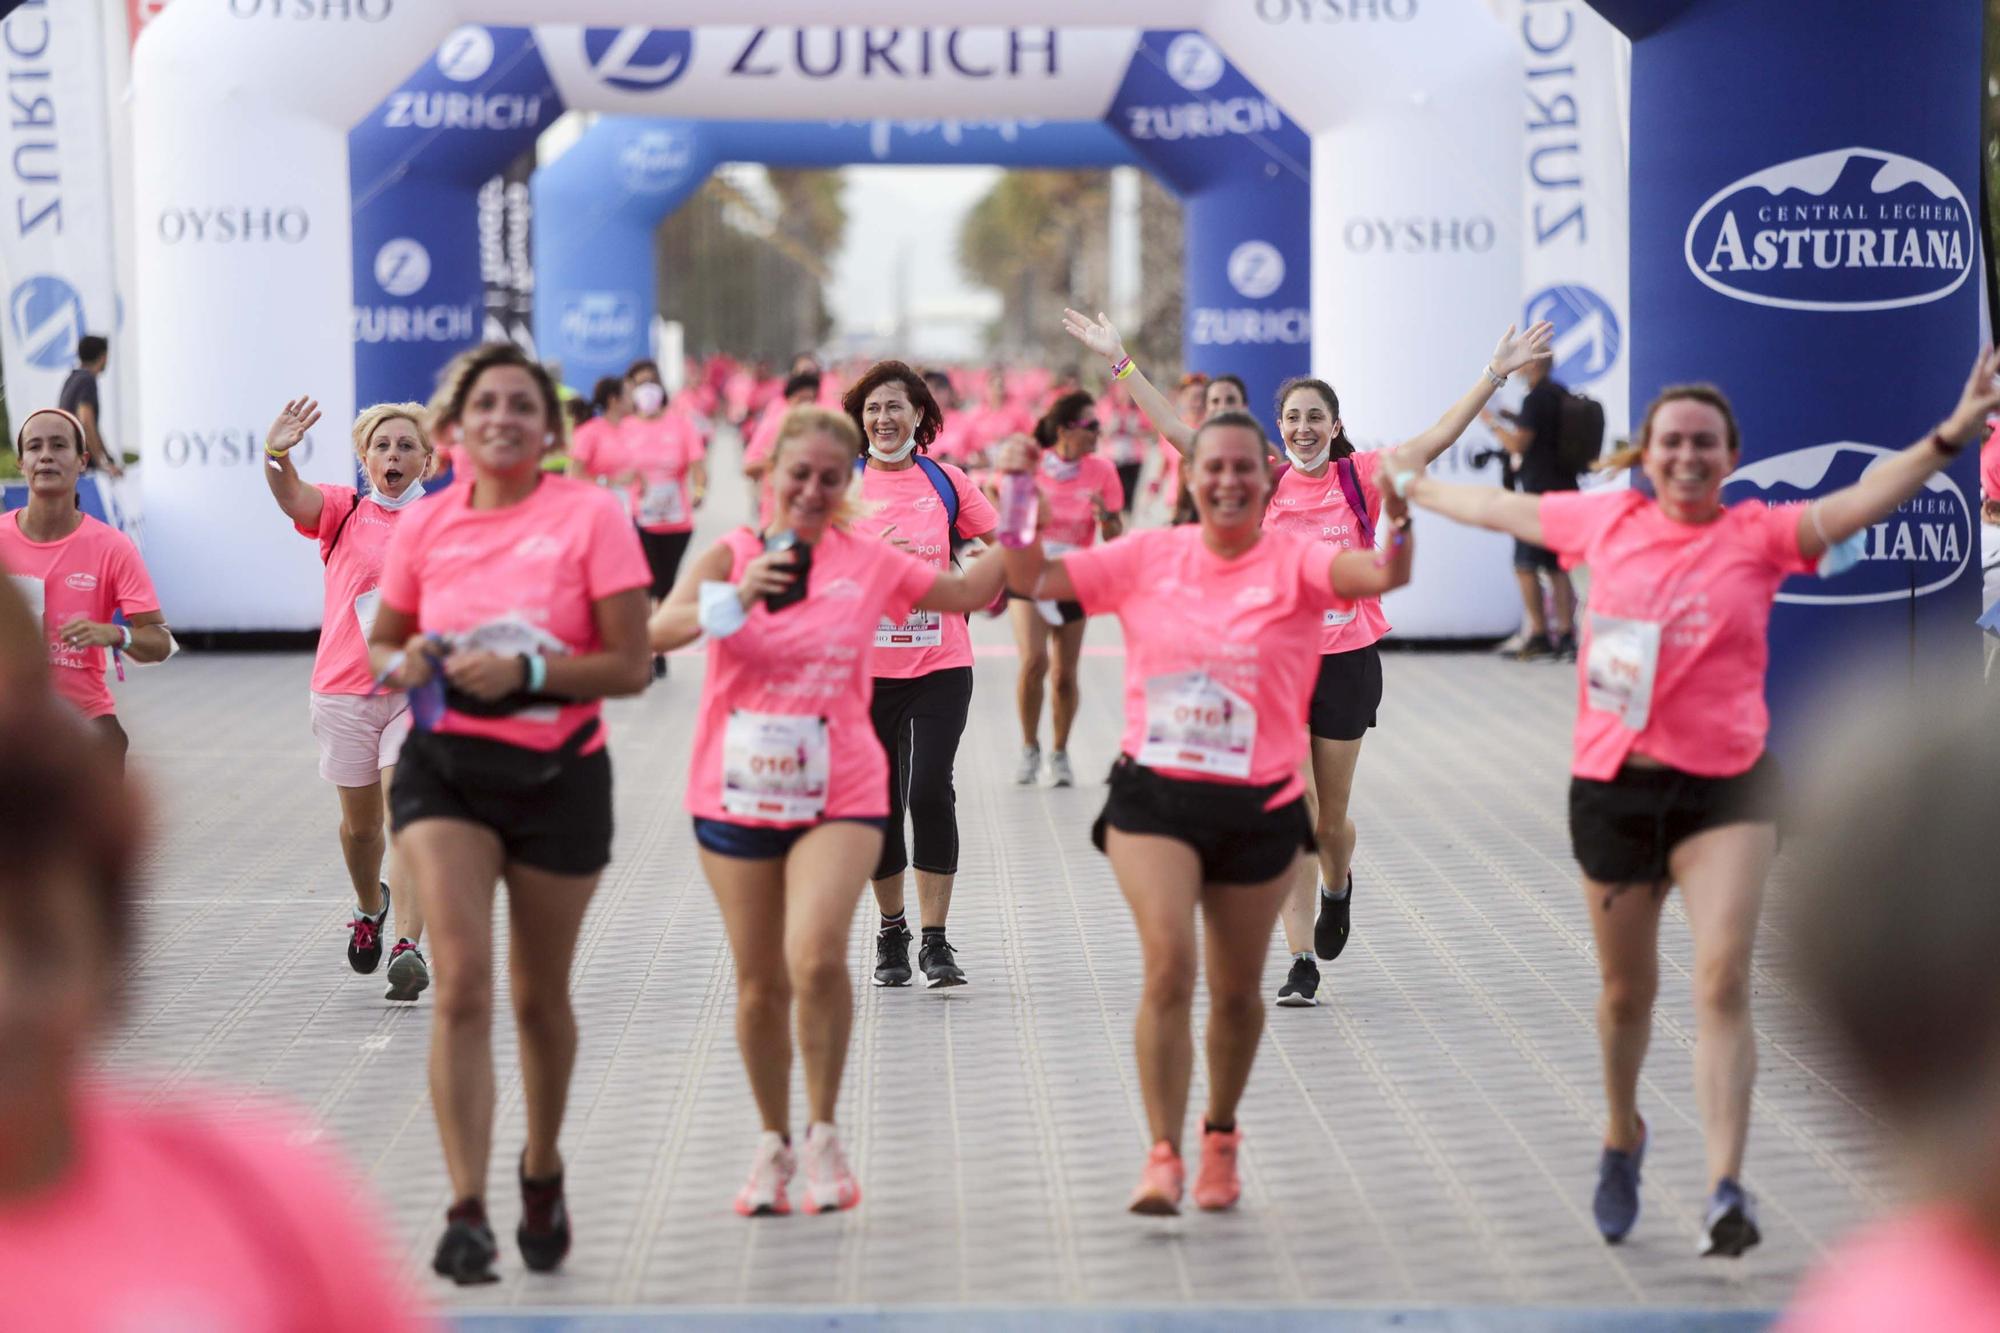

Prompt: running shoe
[1128,1140,1185,1216]
[516,1155,571,1273]
[873,922,913,988]
[1192,1124,1243,1211]
[798,1122,861,1215]
[433,1199,499,1285]
[1554,631,1578,662]
[652,652,668,680]
[1014,745,1042,785]
[1314,877,1351,962]
[348,883,390,975]
[1048,751,1075,788]
[1512,632,1557,662]
[385,939,430,1002]
[1275,955,1320,1007]
[734,1130,796,1217]
[1492,628,1531,656]
[1698,1177,1761,1258]
[918,934,966,989]
[1593,1116,1646,1244]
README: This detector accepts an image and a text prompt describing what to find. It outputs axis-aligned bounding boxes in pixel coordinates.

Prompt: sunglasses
[1072,418,1101,432]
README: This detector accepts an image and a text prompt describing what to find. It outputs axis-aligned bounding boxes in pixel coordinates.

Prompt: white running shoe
[734,1131,795,1217]
[798,1122,861,1215]
[1048,751,1075,788]
[1014,745,1042,785]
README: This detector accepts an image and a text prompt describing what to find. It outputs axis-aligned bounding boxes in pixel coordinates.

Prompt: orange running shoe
[798,1122,862,1215]
[734,1130,795,1217]
[1128,1140,1185,1216]
[1192,1124,1243,1211]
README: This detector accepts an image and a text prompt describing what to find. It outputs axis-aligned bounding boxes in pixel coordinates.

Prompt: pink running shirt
[1063,526,1340,803]
[1038,453,1125,550]
[685,525,938,826]
[1981,420,1999,501]
[1538,490,1814,781]
[0,1090,430,1332]
[296,484,406,696]
[569,416,626,487]
[377,476,650,753]
[1263,450,1391,654]
[858,458,998,680]
[742,402,789,473]
[623,413,704,535]
[0,511,159,720]
[1781,1206,2000,1333]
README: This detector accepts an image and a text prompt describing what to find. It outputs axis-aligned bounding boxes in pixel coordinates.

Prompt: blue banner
[1107,32,1311,431]
[1597,0,1983,751]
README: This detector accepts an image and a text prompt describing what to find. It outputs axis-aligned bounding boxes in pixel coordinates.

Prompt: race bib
[1138,670,1256,779]
[457,614,570,724]
[1585,613,1662,732]
[640,477,687,527]
[9,574,45,624]
[876,607,942,648]
[353,587,382,639]
[721,711,830,821]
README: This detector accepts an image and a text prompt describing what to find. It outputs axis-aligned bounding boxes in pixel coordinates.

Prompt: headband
[13,406,86,458]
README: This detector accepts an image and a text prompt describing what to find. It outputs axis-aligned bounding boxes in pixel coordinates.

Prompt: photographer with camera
[1482,356,1582,661]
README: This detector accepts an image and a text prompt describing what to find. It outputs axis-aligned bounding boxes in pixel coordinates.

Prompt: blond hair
[351,402,431,461]
[769,407,863,530]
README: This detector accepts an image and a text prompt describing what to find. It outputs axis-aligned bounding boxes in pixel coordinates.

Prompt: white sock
[1291,950,1312,963]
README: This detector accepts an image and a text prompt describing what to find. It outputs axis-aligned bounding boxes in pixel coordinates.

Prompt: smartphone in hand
[763,530,812,612]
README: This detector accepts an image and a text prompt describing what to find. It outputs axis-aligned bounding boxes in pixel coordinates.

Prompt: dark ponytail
[1034,389,1094,449]
[1274,376,1356,460]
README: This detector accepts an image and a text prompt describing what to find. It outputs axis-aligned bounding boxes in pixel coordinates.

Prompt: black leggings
[1115,461,1143,513]
[869,666,974,880]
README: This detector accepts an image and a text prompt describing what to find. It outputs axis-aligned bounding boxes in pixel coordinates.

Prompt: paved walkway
[96,470,1883,1327]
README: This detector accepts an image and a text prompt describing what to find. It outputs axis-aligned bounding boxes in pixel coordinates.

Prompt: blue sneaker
[1592,1117,1646,1243]
[1698,1177,1761,1258]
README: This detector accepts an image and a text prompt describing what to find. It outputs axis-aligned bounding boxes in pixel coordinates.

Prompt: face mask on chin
[368,477,427,510]
[868,434,917,464]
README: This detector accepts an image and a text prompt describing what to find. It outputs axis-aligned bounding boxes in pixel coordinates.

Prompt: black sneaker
[873,923,913,988]
[517,1155,571,1273]
[1274,955,1319,1007]
[919,934,966,989]
[652,653,668,680]
[347,883,390,975]
[1698,1177,1761,1258]
[1513,632,1557,662]
[1314,877,1351,962]
[1553,631,1578,662]
[433,1199,499,1285]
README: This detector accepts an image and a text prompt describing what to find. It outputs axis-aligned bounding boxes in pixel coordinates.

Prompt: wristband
[1373,516,1411,568]
[1928,428,1967,458]
[1389,468,1417,498]
[699,580,750,639]
[118,623,133,651]
[264,443,287,458]
[1481,364,1506,388]
[1111,356,1135,380]
[518,652,548,693]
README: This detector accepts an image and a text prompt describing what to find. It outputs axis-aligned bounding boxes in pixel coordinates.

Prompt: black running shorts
[638,527,693,600]
[1307,644,1383,742]
[392,727,614,876]
[1567,752,1783,885]
[1092,757,1314,885]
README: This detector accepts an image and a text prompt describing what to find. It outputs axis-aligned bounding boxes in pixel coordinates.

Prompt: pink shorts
[309,691,413,788]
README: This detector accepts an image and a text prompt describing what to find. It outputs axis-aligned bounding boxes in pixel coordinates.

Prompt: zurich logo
[436,26,494,82]
[374,238,431,299]
[617,128,695,195]
[1685,147,1974,313]
[1226,240,1285,301]
[1163,34,1225,93]
[8,276,87,372]
[583,28,693,93]
[557,291,641,361]
[1724,442,1973,605]
[1525,284,1620,388]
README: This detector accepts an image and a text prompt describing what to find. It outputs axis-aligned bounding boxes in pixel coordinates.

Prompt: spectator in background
[743,371,823,483]
[0,577,428,1330]
[58,335,120,478]
[1482,356,1577,661]
[1780,686,2000,1332]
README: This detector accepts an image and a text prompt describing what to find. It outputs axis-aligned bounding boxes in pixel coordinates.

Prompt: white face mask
[1042,451,1081,482]
[368,479,426,511]
[869,434,917,464]
[631,382,666,415]
[1286,438,1332,470]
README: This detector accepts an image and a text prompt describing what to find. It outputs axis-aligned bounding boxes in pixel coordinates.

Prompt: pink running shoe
[734,1131,795,1217]
[1192,1124,1243,1211]
[797,1122,861,1215]
[1128,1140,1185,1216]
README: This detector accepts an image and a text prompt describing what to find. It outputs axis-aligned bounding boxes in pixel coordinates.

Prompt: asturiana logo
[1723,442,1974,605]
[1685,148,1973,312]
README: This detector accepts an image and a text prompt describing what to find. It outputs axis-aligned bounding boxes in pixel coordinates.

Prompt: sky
[823,165,1005,362]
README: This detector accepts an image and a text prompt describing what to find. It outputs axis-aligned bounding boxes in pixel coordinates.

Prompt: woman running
[263,395,434,998]
[567,376,630,488]
[1010,390,1124,788]
[1400,349,2000,1256]
[1064,309,1553,1007]
[0,408,171,771]
[650,407,1006,1218]
[622,359,708,625]
[369,342,653,1284]
[843,361,999,990]
[993,412,1413,1212]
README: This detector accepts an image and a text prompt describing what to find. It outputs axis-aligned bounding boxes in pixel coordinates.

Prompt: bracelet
[1481,364,1506,388]
[1928,428,1967,458]
[1111,356,1135,381]
[518,652,547,693]
[1372,517,1411,568]
[118,624,132,651]
[264,443,287,458]
[1389,468,1417,498]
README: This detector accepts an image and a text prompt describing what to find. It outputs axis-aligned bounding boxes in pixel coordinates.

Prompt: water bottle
[996,470,1039,550]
